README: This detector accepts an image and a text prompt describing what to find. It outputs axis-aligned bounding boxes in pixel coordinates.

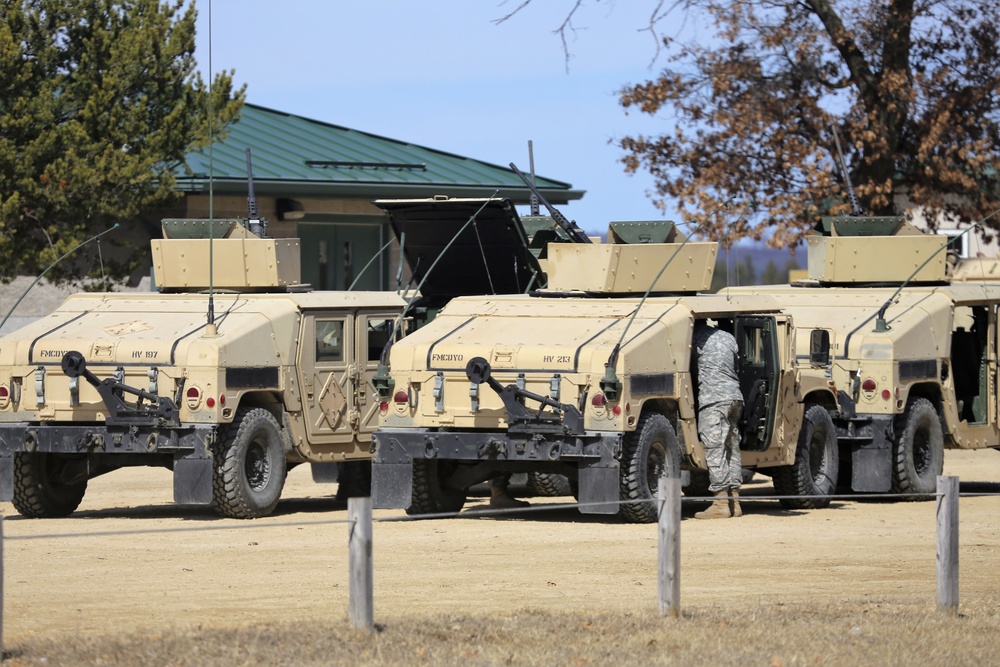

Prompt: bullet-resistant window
[316,319,345,363]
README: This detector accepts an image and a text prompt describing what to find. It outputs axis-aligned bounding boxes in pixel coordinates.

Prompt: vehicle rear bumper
[372,427,623,513]
[0,422,217,504]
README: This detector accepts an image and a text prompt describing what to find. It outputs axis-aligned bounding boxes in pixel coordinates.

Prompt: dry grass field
[3,448,1000,666]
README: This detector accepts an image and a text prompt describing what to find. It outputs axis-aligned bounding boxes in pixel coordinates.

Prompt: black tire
[891,397,944,499]
[407,460,468,515]
[773,404,839,509]
[335,461,372,500]
[11,452,87,518]
[527,471,573,497]
[212,407,287,519]
[620,412,681,523]
[684,470,712,497]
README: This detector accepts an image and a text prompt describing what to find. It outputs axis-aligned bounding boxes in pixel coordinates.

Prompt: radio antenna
[205,0,216,335]
[1,224,120,333]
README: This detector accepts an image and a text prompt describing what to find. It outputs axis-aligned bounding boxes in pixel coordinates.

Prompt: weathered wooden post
[658,475,681,618]
[348,497,374,632]
[936,475,959,616]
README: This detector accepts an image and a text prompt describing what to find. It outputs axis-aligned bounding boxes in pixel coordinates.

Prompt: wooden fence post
[658,476,681,618]
[348,497,374,632]
[936,475,959,616]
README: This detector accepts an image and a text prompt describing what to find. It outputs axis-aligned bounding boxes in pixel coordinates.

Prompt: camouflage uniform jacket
[692,323,743,408]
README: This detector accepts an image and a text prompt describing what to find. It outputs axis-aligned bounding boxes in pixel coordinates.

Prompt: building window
[939,229,970,259]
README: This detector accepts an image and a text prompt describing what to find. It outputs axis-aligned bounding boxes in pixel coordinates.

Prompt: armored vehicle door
[735,316,780,452]
[298,313,355,445]
[356,312,403,434]
[950,305,993,425]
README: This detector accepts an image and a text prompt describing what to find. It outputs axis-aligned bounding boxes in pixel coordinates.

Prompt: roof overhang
[173,177,585,205]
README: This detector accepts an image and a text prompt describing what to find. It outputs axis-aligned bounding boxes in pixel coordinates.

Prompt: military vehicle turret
[730,214,1000,498]
[372,222,840,522]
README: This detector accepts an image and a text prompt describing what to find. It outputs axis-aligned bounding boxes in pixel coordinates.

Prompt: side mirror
[810,329,831,367]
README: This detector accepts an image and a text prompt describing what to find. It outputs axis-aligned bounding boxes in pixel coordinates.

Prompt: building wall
[896,195,1000,258]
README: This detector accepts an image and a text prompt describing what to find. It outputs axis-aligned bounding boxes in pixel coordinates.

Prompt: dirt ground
[2,449,1000,646]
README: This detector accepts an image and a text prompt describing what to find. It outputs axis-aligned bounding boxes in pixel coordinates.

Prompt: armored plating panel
[151,238,302,290]
[546,242,717,293]
[807,235,947,283]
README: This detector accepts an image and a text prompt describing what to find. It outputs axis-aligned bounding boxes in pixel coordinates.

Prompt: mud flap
[851,444,892,492]
[0,454,12,502]
[372,461,412,509]
[578,464,619,514]
[850,416,892,493]
[173,456,213,504]
[310,462,340,483]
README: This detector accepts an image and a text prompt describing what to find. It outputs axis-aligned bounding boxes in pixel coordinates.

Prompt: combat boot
[729,488,743,518]
[694,490,732,519]
[489,478,529,509]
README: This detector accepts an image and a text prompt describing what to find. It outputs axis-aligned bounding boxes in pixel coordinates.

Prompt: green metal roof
[177,103,584,204]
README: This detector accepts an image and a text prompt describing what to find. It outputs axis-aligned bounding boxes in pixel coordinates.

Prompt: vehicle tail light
[186,386,202,409]
[0,385,8,408]
[591,393,607,407]
[861,379,877,392]
[393,390,409,404]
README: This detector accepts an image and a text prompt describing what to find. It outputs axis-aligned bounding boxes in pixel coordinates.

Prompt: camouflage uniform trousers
[698,400,744,493]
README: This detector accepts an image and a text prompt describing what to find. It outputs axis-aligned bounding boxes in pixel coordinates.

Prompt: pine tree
[0,0,245,282]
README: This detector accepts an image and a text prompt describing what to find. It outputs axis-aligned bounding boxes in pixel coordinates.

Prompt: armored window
[316,319,345,363]
[366,318,392,362]
[741,326,765,367]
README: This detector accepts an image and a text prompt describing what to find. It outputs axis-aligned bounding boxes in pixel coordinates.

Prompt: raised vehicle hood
[373,197,544,304]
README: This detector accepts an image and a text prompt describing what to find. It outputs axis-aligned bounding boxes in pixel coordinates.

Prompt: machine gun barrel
[831,124,865,217]
[245,148,264,236]
[509,162,591,244]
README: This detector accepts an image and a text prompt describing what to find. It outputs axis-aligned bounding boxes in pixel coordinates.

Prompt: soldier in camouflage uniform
[692,321,745,519]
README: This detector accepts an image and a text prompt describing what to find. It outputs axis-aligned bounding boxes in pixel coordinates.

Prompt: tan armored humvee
[372,222,838,522]
[0,217,409,519]
[730,215,1000,498]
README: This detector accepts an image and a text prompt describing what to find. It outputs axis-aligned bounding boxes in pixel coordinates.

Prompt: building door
[298,218,387,291]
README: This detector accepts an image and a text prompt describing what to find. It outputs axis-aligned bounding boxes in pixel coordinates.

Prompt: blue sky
[192,1,681,236]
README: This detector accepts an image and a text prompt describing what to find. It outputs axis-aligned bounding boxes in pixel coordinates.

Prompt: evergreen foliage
[0,0,245,282]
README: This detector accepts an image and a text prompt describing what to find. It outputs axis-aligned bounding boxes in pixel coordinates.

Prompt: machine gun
[509,162,591,244]
[245,148,266,237]
[831,124,866,217]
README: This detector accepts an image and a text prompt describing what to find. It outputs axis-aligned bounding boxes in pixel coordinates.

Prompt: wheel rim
[912,424,931,476]
[245,438,271,491]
